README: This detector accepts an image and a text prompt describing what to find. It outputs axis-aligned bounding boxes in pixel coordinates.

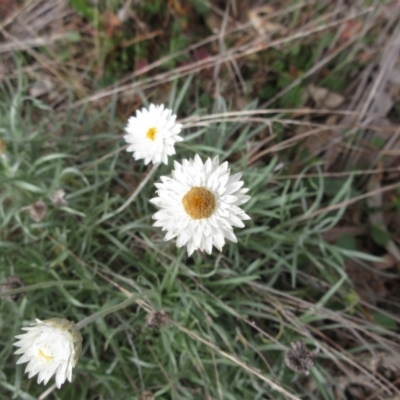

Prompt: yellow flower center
[146,127,158,141]
[37,347,54,363]
[182,187,216,220]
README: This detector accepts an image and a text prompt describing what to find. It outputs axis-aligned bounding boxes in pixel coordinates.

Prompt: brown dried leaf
[346,259,388,304]
[206,13,222,34]
[339,20,363,42]
[28,201,48,222]
[308,84,345,109]
[373,253,398,270]
[248,6,284,36]
[103,10,122,38]
[139,392,155,400]
[233,96,248,111]
[373,90,394,116]
[50,189,67,207]
[302,115,342,169]
[322,226,367,243]
[0,276,25,302]
[169,0,188,16]
[29,77,53,98]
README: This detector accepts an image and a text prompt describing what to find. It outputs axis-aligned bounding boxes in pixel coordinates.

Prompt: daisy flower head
[150,154,251,256]
[14,318,82,388]
[124,104,183,165]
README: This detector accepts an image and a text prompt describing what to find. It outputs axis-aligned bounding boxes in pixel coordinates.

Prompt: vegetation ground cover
[1,1,400,399]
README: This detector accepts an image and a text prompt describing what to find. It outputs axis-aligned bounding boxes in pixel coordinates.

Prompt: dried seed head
[139,391,155,400]
[28,201,48,222]
[50,189,67,207]
[0,276,25,302]
[145,310,170,330]
[285,340,317,375]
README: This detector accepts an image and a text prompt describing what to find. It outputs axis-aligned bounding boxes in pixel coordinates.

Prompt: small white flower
[124,104,183,165]
[14,318,82,388]
[150,155,251,256]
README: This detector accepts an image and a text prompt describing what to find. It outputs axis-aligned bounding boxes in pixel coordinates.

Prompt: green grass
[1,1,400,399]
[1,73,395,400]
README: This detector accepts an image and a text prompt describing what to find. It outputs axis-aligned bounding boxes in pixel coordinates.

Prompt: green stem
[97,162,160,225]
[76,294,141,330]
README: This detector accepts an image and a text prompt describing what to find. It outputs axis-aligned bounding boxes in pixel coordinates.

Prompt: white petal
[13,318,82,389]
[225,180,244,195]
[150,154,250,256]
[123,104,182,165]
[228,214,245,228]
[205,235,213,254]
[212,229,225,251]
[224,229,237,243]
[187,240,197,256]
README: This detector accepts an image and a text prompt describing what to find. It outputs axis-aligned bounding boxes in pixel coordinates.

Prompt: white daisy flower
[150,154,251,256]
[123,103,183,165]
[14,318,82,388]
